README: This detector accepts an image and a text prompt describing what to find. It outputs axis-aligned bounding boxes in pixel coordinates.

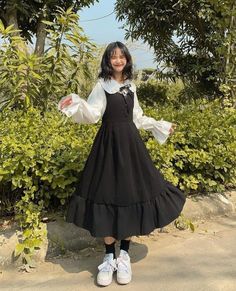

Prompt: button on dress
[58,78,186,240]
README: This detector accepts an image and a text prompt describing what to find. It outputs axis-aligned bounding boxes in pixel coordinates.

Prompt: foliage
[174,213,195,231]
[142,98,236,193]
[136,78,215,106]
[0,0,98,53]
[0,6,96,111]
[115,0,236,98]
[77,45,105,98]
[0,107,99,267]
[136,79,184,106]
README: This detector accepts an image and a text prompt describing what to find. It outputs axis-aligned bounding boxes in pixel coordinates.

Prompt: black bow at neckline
[118,84,132,115]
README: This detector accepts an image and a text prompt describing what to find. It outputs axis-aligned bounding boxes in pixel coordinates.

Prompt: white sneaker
[116,250,132,284]
[97,253,117,286]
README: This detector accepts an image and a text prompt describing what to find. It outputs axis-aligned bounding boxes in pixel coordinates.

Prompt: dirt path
[1,213,236,291]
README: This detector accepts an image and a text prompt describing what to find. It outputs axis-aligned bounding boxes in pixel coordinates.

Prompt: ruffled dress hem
[65,181,186,240]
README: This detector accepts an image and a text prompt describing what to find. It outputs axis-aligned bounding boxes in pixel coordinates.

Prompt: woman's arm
[133,87,175,144]
[58,82,106,124]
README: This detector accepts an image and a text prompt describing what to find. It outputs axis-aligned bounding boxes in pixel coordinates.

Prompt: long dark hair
[98,41,133,81]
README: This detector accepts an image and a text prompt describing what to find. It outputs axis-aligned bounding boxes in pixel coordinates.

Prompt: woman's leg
[104,236,116,244]
[120,236,131,253]
[103,236,117,258]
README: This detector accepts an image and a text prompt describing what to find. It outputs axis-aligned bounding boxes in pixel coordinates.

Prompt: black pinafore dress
[66,86,186,239]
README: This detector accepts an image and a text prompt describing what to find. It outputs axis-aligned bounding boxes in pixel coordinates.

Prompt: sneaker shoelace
[116,256,130,273]
[98,258,117,272]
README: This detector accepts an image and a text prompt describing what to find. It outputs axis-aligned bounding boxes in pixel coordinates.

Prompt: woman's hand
[169,123,177,135]
[60,95,72,110]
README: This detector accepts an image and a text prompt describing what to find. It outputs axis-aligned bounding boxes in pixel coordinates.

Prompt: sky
[0,0,158,69]
[79,0,158,69]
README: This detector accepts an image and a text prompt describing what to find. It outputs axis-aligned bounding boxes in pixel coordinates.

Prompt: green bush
[141,98,236,193]
[0,108,99,215]
[136,79,184,106]
[0,107,99,268]
[136,79,170,106]
[136,79,224,107]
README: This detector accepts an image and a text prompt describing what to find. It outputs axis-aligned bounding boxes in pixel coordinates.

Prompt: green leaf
[14,243,25,257]
[41,20,55,26]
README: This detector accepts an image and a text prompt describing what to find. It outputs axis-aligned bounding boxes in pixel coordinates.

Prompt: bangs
[110,47,126,57]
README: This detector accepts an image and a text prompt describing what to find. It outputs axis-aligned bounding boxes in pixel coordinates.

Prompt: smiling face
[110,47,127,75]
[99,41,133,81]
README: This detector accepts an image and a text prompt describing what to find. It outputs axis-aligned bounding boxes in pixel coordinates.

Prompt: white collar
[99,78,136,94]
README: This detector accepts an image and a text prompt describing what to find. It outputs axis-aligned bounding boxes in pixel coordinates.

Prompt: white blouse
[58,78,173,145]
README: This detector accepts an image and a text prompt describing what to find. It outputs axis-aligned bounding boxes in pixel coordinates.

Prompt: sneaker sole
[97,278,113,287]
[117,276,132,285]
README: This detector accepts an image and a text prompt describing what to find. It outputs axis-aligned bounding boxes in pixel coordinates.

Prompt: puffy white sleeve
[133,87,173,145]
[57,81,106,124]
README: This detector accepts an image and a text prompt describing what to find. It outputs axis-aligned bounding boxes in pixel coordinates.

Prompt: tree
[0,7,96,111]
[0,0,98,55]
[115,0,236,98]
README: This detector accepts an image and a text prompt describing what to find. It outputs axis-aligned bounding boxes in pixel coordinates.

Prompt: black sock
[120,239,130,253]
[104,241,116,258]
